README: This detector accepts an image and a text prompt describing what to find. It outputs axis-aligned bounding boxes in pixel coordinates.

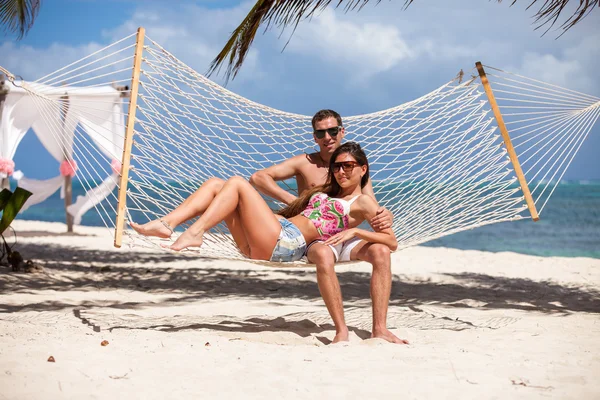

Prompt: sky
[2,0,600,180]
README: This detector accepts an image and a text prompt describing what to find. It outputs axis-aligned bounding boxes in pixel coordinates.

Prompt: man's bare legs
[169,176,281,260]
[131,177,226,237]
[353,242,408,344]
[307,243,349,343]
[309,241,408,344]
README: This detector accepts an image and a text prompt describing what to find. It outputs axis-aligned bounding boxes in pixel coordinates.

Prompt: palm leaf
[0,187,32,233]
[0,0,41,39]
[0,188,11,210]
[208,0,598,81]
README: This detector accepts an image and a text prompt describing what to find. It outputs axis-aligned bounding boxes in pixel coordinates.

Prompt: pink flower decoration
[111,159,122,175]
[0,158,15,176]
[59,160,78,177]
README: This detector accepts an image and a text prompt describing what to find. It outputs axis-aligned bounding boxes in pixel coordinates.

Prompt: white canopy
[0,82,125,224]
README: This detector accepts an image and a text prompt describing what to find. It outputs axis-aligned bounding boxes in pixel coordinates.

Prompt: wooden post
[114,27,145,247]
[476,62,539,221]
[64,175,73,230]
[0,75,9,190]
[60,93,74,232]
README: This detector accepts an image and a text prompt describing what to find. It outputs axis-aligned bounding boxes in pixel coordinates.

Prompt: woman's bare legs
[131,178,226,238]
[169,176,282,260]
[131,177,253,256]
[224,208,251,258]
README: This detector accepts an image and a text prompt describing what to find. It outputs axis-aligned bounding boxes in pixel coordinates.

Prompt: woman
[131,142,397,261]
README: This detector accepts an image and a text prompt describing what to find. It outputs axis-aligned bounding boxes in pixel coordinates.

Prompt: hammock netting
[2,29,599,261]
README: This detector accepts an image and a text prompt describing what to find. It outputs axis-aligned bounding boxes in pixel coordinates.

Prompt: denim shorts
[270,218,307,262]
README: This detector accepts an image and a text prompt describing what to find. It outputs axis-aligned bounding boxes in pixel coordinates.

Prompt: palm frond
[207,0,389,82]
[516,0,599,36]
[0,0,41,39]
[208,0,598,82]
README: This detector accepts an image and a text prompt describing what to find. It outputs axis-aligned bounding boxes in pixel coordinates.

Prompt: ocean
[13,181,600,259]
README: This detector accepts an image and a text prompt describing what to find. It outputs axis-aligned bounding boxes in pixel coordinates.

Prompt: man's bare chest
[297,164,329,191]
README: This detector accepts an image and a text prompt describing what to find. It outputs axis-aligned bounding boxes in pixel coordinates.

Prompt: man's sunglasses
[314,126,342,139]
[332,161,360,174]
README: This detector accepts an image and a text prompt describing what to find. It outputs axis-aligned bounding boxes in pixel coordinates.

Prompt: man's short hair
[311,109,343,130]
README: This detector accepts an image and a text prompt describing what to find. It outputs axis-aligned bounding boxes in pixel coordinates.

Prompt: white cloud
[417,39,476,61]
[99,3,263,83]
[286,8,415,80]
[515,53,590,91]
[0,2,262,85]
[1,41,104,81]
[504,32,600,94]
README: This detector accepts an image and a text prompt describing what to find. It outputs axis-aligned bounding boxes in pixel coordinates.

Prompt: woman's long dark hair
[278,142,369,218]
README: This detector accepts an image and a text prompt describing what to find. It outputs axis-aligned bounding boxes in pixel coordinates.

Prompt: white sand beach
[1,219,599,399]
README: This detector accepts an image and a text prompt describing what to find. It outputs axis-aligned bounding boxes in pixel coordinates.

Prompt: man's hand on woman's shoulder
[370,207,394,232]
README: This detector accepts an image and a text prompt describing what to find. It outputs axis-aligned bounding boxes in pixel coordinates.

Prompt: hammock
[2,27,599,261]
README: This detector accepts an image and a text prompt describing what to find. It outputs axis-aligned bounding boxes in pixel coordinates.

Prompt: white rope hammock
[2,27,598,262]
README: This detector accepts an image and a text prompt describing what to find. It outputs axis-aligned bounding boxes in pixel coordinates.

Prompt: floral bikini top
[302,192,361,240]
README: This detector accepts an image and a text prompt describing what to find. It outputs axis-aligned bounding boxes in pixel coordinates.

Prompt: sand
[1,219,599,399]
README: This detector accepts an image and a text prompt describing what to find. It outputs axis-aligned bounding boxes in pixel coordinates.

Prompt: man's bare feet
[372,328,409,344]
[332,328,349,344]
[167,230,204,251]
[131,220,173,238]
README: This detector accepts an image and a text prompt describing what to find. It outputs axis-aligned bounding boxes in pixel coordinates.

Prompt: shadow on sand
[1,241,598,339]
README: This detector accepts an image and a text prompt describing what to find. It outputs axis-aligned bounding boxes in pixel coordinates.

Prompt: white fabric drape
[10,84,76,212]
[18,175,64,212]
[73,88,124,160]
[67,173,119,224]
[65,88,124,222]
[2,84,125,222]
[0,90,41,178]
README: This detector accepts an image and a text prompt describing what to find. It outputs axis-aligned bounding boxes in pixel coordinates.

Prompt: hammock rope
[3,28,599,261]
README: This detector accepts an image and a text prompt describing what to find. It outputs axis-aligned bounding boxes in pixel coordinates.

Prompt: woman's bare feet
[372,328,409,344]
[131,219,173,238]
[167,229,204,251]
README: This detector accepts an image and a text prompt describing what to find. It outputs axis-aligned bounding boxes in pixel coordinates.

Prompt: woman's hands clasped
[323,228,357,246]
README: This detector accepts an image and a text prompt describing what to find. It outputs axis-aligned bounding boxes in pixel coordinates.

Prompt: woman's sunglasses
[332,161,360,174]
[314,126,342,139]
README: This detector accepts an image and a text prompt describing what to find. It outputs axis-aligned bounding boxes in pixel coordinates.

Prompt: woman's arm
[323,195,398,251]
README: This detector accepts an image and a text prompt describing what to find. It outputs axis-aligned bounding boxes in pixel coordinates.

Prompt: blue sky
[3,0,600,179]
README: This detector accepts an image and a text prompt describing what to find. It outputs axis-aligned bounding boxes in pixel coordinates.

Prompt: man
[250,109,407,344]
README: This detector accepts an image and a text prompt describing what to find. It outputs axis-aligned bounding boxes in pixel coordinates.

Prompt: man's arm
[250,155,304,205]
[362,178,394,231]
